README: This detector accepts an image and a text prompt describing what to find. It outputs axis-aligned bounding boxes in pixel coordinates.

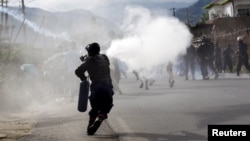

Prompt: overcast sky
[9,0,198,11]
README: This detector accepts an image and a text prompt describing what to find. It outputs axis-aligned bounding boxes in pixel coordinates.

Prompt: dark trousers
[223,57,233,72]
[236,54,250,74]
[199,58,209,78]
[89,82,114,118]
[215,58,222,72]
[208,59,218,74]
[185,57,195,78]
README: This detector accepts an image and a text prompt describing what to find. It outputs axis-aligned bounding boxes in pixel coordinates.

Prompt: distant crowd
[179,35,250,80]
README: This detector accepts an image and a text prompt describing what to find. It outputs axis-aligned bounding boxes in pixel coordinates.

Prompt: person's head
[228,44,231,48]
[237,36,243,43]
[85,42,100,56]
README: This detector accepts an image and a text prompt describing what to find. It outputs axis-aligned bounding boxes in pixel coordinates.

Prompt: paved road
[17,101,118,141]
[1,73,250,141]
[108,73,250,141]
[1,97,118,141]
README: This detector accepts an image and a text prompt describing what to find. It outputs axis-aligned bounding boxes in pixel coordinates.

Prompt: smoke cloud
[0,7,71,41]
[0,4,193,114]
[107,6,193,74]
[21,0,198,11]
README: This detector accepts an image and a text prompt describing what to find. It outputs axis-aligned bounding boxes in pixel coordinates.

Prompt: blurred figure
[197,36,219,80]
[214,42,222,73]
[222,44,233,73]
[75,42,114,135]
[133,69,155,90]
[167,62,174,87]
[117,59,128,78]
[175,55,185,77]
[132,70,140,81]
[184,44,196,80]
[135,64,173,90]
[139,76,154,90]
[109,57,123,94]
[235,36,250,76]
[20,64,38,77]
[109,57,121,83]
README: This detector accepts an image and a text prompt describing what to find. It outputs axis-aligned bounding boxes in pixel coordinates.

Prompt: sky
[9,0,198,11]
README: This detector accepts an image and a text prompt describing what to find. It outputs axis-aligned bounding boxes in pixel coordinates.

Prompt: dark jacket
[214,46,221,58]
[186,45,196,59]
[197,43,210,60]
[237,41,248,56]
[75,54,112,86]
[223,46,233,59]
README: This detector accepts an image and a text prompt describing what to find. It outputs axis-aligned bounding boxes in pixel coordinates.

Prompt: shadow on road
[94,134,119,140]
[117,131,206,141]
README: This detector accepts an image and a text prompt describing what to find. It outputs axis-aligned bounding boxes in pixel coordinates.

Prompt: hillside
[4,7,121,49]
[2,0,210,48]
[91,1,194,25]
[91,0,212,26]
[176,0,211,26]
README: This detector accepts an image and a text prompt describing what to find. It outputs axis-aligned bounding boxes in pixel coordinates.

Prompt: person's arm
[75,62,88,81]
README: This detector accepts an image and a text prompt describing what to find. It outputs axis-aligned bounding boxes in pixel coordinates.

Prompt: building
[191,0,250,44]
[204,0,250,20]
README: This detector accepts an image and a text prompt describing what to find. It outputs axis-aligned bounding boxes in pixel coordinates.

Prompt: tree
[200,11,209,24]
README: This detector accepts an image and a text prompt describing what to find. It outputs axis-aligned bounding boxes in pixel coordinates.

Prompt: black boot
[87,117,96,131]
[87,115,106,135]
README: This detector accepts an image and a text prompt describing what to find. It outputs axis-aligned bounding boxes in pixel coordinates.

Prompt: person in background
[235,36,250,76]
[75,42,114,135]
[197,36,219,80]
[184,44,196,80]
[222,44,233,73]
[167,62,175,87]
[214,42,222,73]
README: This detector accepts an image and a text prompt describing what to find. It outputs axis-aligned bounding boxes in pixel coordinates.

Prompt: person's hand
[80,76,87,81]
[80,55,88,62]
[80,56,85,61]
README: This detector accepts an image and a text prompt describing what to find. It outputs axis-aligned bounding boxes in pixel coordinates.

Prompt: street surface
[109,73,250,141]
[1,72,250,141]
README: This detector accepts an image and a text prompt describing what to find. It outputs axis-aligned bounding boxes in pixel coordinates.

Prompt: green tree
[200,11,209,24]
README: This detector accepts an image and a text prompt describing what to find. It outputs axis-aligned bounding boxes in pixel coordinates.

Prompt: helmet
[85,42,100,56]
[237,36,243,41]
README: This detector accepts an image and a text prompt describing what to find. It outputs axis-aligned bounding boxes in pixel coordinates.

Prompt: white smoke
[107,6,193,74]
[0,7,71,41]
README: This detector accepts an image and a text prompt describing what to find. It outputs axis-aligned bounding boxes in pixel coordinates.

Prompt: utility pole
[1,0,4,25]
[231,0,235,17]
[21,0,25,14]
[5,0,8,26]
[21,0,26,44]
[172,8,176,17]
[186,8,190,25]
[1,0,9,42]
